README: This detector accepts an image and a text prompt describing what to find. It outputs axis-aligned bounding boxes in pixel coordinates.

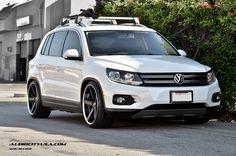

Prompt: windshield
[85,31,178,56]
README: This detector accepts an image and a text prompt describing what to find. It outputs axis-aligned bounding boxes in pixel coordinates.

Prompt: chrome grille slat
[143,80,174,84]
[183,75,205,78]
[184,80,203,83]
[140,75,173,79]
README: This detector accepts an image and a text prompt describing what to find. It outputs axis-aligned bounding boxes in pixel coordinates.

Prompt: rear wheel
[82,81,113,128]
[27,80,51,118]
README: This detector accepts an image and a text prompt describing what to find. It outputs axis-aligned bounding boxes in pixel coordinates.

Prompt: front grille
[139,72,208,87]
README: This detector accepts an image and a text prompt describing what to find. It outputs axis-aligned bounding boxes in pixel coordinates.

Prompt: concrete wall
[0,20,5,31]
[43,0,96,34]
[44,0,71,35]
[0,9,16,31]
[4,11,16,31]
[0,40,3,79]
[16,0,44,39]
[0,0,44,81]
[0,31,17,80]
[0,0,95,81]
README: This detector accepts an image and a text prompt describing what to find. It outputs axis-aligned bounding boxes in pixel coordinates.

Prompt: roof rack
[60,16,141,27]
[60,8,141,27]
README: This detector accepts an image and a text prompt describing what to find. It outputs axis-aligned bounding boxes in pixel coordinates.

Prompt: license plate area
[170,91,193,103]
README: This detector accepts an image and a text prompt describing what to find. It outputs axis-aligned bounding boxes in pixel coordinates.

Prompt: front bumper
[131,108,207,118]
[107,105,219,119]
[102,79,221,110]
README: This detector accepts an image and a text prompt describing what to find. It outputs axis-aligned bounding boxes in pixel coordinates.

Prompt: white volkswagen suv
[27,16,221,128]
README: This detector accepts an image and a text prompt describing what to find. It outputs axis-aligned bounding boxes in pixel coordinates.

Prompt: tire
[184,116,209,124]
[27,80,51,118]
[82,81,113,128]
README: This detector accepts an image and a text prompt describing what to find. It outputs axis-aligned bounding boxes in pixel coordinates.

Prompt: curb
[0,101,26,105]
[13,93,26,97]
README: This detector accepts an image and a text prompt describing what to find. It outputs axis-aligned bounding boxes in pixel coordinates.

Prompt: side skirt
[42,96,82,113]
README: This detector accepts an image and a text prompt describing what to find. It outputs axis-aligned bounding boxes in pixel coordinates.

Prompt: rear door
[40,31,67,99]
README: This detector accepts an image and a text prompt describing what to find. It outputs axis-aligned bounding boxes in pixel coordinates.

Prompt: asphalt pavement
[0,84,236,156]
[0,103,235,156]
[0,83,26,102]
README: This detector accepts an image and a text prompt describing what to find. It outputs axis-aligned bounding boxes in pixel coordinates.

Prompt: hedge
[95,0,236,112]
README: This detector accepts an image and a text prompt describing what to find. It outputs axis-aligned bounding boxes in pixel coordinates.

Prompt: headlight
[207,70,216,84]
[106,68,143,86]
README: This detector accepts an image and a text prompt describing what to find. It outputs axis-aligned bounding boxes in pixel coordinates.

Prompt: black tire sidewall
[27,81,40,117]
[28,80,51,118]
[83,81,111,128]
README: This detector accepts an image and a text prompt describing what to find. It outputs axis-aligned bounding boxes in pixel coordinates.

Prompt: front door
[54,30,83,102]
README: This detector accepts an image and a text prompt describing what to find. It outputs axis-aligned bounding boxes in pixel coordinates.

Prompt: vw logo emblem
[174,74,184,84]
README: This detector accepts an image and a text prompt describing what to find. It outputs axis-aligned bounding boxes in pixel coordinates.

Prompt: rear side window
[41,35,50,55]
[63,31,82,55]
[48,31,67,57]
[42,34,54,55]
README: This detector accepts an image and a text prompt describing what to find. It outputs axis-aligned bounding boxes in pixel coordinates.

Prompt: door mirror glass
[177,49,187,57]
[63,49,82,60]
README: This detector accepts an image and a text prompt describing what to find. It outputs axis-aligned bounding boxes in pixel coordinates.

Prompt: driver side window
[62,31,82,56]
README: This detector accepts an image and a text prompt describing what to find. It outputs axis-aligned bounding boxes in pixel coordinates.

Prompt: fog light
[212,92,221,102]
[113,95,135,105]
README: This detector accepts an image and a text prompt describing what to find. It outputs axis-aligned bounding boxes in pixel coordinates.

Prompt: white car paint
[28,23,221,113]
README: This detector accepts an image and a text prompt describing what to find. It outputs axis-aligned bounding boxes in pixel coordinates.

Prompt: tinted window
[48,31,67,57]
[63,31,82,55]
[41,35,50,55]
[42,34,54,55]
[86,31,178,56]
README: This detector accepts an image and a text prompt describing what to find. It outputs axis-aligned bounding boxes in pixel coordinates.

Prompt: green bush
[95,0,236,111]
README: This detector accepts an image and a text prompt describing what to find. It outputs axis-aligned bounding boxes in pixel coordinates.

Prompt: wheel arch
[27,77,41,90]
[80,77,104,107]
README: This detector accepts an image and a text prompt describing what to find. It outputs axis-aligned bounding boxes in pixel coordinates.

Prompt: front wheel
[82,81,113,128]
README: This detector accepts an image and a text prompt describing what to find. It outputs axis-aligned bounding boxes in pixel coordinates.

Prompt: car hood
[93,55,209,73]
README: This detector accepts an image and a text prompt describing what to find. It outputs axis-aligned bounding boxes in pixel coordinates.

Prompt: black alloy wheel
[27,81,51,118]
[82,81,113,128]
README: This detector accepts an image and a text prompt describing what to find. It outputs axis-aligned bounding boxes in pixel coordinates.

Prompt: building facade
[0,0,95,81]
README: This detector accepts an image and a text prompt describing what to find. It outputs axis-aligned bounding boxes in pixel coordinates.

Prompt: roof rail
[60,16,140,27]
[82,16,140,25]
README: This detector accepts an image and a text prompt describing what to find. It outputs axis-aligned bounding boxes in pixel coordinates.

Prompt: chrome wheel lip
[82,84,99,125]
[27,82,38,115]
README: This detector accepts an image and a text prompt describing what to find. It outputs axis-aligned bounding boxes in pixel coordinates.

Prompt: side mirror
[63,49,82,60]
[177,49,187,57]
